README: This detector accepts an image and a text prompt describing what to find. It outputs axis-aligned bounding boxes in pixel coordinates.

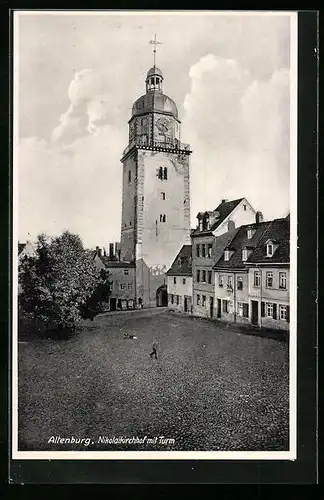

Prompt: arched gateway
[156,284,168,307]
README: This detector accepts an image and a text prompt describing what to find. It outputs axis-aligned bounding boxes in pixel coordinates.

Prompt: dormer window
[247,228,255,239]
[242,248,248,261]
[199,219,203,231]
[202,214,209,230]
[266,242,274,257]
[224,249,230,261]
[265,239,277,258]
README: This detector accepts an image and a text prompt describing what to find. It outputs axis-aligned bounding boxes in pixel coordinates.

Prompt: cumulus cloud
[19,125,124,248]
[17,67,130,247]
[18,52,291,248]
[51,69,122,145]
[182,55,290,222]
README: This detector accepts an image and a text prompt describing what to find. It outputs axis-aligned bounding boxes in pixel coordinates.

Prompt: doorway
[217,298,221,318]
[156,285,168,307]
[110,298,117,311]
[184,297,188,312]
[210,296,214,318]
[251,300,258,325]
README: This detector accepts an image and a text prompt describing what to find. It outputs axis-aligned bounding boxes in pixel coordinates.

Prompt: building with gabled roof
[92,246,136,311]
[247,216,290,330]
[166,244,192,313]
[212,216,290,330]
[191,197,257,318]
[18,241,37,262]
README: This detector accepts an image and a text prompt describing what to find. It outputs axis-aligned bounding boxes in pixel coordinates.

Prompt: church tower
[120,39,192,307]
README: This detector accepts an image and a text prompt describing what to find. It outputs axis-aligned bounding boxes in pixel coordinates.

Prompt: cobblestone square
[18,309,289,451]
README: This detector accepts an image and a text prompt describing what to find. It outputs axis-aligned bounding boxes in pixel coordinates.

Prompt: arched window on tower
[162,214,166,223]
[157,167,163,180]
[163,167,168,180]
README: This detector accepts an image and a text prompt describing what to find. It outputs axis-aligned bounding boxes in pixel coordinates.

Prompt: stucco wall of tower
[136,149,191,271]
[132,148,190,307]
[120,153,137,262]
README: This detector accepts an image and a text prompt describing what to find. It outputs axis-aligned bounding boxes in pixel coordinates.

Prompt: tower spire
[149,34,162,68]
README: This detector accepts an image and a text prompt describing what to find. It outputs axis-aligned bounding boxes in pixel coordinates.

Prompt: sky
[15,11,294,249]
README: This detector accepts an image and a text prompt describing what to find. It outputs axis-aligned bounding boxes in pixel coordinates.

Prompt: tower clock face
[155,117,172,137]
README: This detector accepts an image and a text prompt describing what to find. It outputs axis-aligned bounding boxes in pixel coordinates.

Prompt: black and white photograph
[12,10,297,459]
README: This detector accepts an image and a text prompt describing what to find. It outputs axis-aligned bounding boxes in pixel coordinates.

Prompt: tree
[80,267,111,319]
[19,231,110,331]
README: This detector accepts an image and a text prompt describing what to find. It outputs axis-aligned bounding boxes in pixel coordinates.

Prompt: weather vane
[149,34,162,67]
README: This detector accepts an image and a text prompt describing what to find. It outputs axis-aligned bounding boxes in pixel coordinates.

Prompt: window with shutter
[243,303,249,318]
[261,301,265,317]
[273,303,277,320]
[286,305,290,323]
[196,244,200,257]
[196,270,200,282]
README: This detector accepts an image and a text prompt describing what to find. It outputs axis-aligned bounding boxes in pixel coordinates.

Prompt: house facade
[247,217,290,331]
[166,245,192,313]
[191,198,257,319]
[93,246,136,311]
[213,215,268,325]
[213,216,290,331]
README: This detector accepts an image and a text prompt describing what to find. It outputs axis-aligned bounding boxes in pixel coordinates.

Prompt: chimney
[256,211,264,224]
[114,242,121,260]
[96,246,102,258]
[109,243,114,259]
[221,198,228,204]
[103,247,107,257]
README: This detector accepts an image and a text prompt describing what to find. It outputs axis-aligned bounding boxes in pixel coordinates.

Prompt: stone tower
[120,64,192,307]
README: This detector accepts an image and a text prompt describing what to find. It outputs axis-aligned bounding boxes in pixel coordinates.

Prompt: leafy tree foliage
[19,231,110,331]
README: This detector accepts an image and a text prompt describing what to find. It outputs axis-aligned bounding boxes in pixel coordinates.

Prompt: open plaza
[18,309,289,452]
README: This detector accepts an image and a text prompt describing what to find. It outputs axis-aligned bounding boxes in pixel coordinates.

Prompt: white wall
[167,275,192,297]
[213,198,256,237]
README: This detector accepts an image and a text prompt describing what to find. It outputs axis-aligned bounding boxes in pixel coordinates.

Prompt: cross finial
[149,34,162,67]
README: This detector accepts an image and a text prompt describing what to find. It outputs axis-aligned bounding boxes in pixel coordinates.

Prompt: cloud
[18,126,124,248]
[51,69,122,145]
[182,55,290,222]
[18,52,291,249]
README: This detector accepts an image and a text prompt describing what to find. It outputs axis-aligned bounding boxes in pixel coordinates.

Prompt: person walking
[150,340,158,359]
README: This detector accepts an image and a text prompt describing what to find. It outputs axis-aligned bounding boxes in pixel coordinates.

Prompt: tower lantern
[146,66,163,93]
